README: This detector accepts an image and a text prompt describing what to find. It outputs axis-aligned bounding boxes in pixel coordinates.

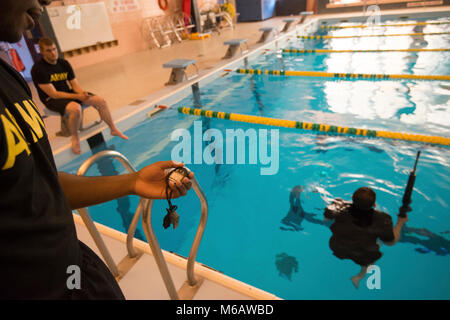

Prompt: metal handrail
[141,169,209,294]
[142,199,179,299]
[76,207,120,277]
[76,150,143,276]
[76,150,209,299]
[186,179,208,286]
[126,198,145,258]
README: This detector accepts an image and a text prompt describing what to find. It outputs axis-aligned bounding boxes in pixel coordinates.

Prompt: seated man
[31,37,127,154]
[324,187,408,288]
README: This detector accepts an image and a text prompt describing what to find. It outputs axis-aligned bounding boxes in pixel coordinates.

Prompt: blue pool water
[61,18,450,299]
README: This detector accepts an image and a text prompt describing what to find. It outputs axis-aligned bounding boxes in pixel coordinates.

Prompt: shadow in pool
[401,226,450,256]
[275,253,299,281]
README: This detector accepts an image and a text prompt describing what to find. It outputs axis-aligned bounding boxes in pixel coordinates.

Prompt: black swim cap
[352,187,376,211]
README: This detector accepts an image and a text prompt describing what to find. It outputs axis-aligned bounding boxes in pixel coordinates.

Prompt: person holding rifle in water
[324,151,421,288]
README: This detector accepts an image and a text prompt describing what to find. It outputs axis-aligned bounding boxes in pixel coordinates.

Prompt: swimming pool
[60,15,450,299]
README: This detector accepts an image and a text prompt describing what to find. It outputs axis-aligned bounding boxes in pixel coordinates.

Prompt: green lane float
[178,107,450,146]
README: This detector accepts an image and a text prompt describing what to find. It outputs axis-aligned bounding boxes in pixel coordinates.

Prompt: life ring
[158,0,168,11]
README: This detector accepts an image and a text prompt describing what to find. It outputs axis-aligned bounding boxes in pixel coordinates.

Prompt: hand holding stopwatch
[163,167,191,229]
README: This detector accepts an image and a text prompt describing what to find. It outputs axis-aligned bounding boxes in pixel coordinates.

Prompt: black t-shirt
[324,199,395,266]
[31,58,75,102]
[0,58,80,299]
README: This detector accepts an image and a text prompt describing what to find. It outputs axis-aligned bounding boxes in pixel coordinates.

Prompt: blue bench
[162,59,198,85]
[223,39,249,59]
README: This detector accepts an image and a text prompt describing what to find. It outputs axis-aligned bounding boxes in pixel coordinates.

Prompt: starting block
[163,59,198,85]
[282,18,298,32]
[223,39,249,59]
[43,105,101,137]
[258,27,275,43]
[298,11,314,24]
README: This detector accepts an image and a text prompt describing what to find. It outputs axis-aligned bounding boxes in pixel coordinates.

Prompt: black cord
[164,167,189,215]
[162,167,189,229]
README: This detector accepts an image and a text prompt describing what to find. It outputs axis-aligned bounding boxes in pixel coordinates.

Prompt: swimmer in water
[281,186,305,231]
[324,187,408,289]
[281,186,332,231]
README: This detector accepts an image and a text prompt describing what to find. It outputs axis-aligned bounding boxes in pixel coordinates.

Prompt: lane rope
[297,32,450,39]
[282,48,450,54]
[235,69,450,81]
[178,107,450,146]
[320,21,450,29]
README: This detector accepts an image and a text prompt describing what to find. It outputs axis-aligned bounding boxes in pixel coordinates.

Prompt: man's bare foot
[111,129,129,140]
[71,136,81,154]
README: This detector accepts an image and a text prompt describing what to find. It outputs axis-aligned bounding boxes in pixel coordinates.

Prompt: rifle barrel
[399,150,421,217]
[413,151,421,173]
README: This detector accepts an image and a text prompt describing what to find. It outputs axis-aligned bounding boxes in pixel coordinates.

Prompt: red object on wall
[9,49,25,72]
[182,0,192,28]
[182,0,191,15]
[158,0,169,10]
[182,0,191,18]
[306,0,317,13]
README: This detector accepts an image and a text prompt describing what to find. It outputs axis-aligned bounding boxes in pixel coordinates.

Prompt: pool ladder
[76,150,208,300]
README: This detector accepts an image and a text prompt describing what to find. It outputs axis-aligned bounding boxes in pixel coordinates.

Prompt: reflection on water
[249,19,450,137]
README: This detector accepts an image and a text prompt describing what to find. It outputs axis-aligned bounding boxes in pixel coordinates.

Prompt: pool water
[61,17,450,299]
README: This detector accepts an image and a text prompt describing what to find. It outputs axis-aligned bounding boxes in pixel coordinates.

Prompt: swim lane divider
[297,32,449,39]
[235,69,450,81]
[320,21,450,29]
[283,48,450,54]
[178,107,450,146]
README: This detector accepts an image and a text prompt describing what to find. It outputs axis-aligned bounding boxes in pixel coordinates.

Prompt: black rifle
[399,151,421,218]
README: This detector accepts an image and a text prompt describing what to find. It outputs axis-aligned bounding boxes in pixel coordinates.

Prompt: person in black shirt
[31,37,128,154]
[0,0,193,299]
[324,187,408,288]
